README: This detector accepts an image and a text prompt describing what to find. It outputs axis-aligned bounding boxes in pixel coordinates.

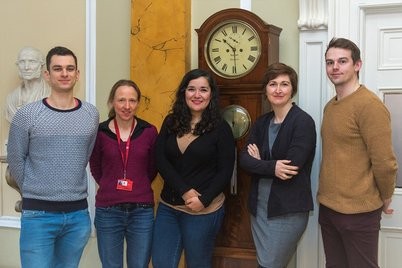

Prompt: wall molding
[0,216,20,229]
[297,30,328,268]
[298,0,328,30]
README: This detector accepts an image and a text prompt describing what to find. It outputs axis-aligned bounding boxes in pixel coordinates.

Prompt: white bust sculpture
[5,46,50,122]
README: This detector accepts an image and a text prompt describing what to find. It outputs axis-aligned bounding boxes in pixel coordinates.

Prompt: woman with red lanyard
[90,79,158,268]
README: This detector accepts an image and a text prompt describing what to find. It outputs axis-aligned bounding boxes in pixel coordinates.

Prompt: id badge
[116,178,133,191]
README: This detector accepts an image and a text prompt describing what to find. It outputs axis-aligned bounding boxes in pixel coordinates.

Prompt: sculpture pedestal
[1,156,22,212]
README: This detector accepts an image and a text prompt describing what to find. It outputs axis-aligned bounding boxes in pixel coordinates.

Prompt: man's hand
[383,198,394,214]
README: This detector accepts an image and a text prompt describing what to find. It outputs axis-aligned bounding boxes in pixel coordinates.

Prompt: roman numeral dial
[205,20,262,79]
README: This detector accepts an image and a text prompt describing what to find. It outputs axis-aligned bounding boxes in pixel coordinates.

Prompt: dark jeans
[318,204,382,268]
[151,202,224,268]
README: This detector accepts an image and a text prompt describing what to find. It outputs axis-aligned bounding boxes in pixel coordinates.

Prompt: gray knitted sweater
[7,99,99,207]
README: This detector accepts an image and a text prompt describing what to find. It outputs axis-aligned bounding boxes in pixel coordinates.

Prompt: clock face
[222,105,251,139]
[205,20,262,79]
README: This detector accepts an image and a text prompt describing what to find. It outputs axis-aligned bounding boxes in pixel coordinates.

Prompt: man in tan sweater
[318,37,398,268]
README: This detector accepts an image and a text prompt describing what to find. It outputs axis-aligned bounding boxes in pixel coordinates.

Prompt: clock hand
[232,110,236,127]
[223,39,238,72]
[222,39,236,52]
[233,51,237,71]
[229,37,239,44]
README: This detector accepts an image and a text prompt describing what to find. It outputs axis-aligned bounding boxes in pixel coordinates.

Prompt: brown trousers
[318,204,382,268]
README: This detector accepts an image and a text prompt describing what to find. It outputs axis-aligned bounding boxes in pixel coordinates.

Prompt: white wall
[96,0,131,121]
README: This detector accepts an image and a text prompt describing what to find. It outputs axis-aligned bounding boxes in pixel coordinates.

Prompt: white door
[362,6,402,268]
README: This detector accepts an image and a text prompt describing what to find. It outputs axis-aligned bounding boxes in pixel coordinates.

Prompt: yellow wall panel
[131,0,191,128]
[131,3,190,266]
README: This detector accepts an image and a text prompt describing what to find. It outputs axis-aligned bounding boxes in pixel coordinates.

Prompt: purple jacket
[90,117,158,207]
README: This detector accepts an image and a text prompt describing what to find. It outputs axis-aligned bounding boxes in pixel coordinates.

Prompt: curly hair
[166,69,222,137]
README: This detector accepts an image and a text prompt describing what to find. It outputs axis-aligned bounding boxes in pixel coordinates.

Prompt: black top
[239,104,316,218]
[156,115,235,207]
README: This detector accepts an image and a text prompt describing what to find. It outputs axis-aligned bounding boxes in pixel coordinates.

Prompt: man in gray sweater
[7,46,99,268]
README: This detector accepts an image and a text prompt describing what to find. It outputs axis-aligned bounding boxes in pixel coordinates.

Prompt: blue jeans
[152,203,224,268]
[20,209,91,268]
[95,206,154,268]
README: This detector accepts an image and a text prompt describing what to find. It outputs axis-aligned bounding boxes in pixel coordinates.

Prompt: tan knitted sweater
[318,85,398,214]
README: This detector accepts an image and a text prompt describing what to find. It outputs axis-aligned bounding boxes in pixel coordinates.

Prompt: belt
[111,202,154,211]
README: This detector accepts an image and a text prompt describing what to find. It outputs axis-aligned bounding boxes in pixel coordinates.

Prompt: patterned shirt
[7,98,99,210]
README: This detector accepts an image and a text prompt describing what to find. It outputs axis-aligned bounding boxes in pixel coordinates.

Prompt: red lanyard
[114,119,135,179]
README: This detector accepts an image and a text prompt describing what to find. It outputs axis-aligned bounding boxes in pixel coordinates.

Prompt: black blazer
[239,103,316,218]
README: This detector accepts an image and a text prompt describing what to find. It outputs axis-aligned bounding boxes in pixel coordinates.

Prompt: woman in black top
[240,63,316,268]
[151,69,235,268]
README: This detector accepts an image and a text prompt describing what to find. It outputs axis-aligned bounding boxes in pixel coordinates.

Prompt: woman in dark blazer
[239,62,316,268]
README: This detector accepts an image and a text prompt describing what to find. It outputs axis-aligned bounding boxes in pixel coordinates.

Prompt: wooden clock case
[196,8,282,267]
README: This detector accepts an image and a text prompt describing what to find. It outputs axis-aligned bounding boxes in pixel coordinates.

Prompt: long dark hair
[167,69,221,137]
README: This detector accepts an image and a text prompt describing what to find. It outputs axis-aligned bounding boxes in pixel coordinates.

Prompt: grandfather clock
[196,8,281,267]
